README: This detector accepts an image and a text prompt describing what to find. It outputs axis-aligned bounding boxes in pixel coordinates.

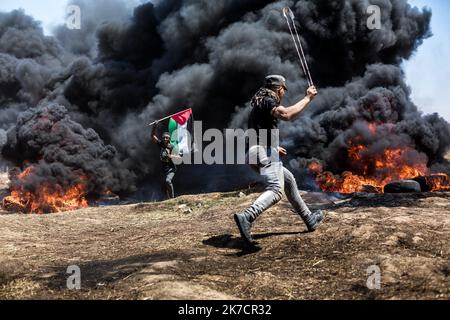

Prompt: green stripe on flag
[168,118,178,148]
[168,109,193,155]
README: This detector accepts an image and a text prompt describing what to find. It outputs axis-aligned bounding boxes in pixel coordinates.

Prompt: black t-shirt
[157,140,176,172]
[248,96,280,147]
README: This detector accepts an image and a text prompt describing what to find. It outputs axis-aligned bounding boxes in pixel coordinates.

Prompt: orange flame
[424,174,450,192]
[308,133,449,193]
[2,167,89,214]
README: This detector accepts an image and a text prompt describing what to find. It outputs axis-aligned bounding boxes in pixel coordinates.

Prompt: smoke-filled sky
[1,0,448,121]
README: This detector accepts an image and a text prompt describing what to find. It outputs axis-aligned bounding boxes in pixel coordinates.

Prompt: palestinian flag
[168,108,194,155]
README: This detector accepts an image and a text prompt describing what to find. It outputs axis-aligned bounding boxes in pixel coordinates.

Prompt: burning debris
[1,104,135,213]
[414,174,450,192]
[3,166,89,213]
[306,122,450,194]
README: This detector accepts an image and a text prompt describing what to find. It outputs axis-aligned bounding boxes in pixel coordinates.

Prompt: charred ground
[0,176,448,300]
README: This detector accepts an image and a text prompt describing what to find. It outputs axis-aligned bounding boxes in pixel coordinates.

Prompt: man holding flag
[151,108,194,199]
[152,122,178,199]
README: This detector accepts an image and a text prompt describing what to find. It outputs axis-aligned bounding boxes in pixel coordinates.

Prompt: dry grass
[0,190,449,300]
[0,278,42,300]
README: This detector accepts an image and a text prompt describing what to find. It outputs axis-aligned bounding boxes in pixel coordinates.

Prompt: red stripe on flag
[171,108,193,126]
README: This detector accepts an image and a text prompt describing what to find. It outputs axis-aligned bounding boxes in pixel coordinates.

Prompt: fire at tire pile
[307,142,450,195]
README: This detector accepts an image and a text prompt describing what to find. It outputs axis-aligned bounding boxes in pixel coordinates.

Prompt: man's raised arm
[272,86,318,122]
[151,121,160,144]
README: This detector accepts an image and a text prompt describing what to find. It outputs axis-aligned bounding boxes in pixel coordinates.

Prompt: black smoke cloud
[3,104,136,195]
[0,0,449,200]
[54,0,143,58]
[280,63,450,177]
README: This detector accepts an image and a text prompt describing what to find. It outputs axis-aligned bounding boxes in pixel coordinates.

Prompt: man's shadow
[203,231,307,257]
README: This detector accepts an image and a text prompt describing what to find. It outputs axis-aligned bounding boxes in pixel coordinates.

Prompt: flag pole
[148,115,174,127]
[148,108,192,126]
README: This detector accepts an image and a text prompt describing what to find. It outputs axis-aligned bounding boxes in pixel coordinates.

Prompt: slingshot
[282,7,314,87]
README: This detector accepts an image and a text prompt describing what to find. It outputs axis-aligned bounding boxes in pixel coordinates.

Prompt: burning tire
[384,180,421,194]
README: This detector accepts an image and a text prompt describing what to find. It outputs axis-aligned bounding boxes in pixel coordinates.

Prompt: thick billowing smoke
[3,104,136,195]
[54,0,139,58]
[0,0,449,199]
[281,63,450,179]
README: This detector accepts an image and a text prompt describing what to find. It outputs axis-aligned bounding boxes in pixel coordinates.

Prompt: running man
[234,75,324,244]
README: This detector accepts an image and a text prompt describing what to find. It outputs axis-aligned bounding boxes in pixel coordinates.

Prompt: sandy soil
[0,187,448,300]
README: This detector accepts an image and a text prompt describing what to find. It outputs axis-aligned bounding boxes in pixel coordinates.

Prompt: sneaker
[305,210,324,232]
[234,213,254,244]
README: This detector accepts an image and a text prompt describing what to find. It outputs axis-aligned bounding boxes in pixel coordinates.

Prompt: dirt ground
[0,177,449,300]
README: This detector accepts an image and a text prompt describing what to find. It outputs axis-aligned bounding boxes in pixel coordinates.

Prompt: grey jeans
[244,146,312,222]
[163,169,175,199]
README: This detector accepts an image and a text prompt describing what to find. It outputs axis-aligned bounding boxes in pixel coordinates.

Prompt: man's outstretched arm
[272,86,318,122]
